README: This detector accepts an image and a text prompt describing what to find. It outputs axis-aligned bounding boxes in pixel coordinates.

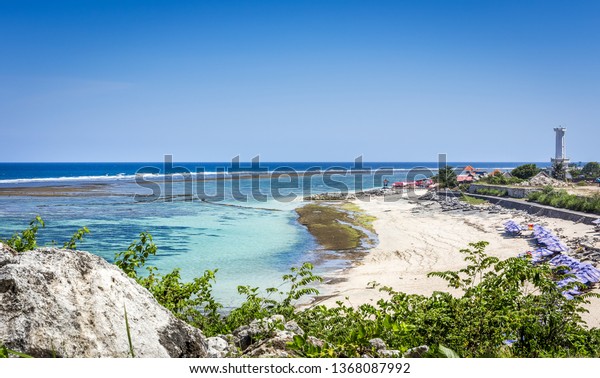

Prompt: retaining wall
[468,184,541,199]
[460,192,600,225]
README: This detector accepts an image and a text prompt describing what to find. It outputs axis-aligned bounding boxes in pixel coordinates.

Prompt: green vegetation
[551,161,567,181]
[478,175,523,186]
[291,241,600,357]
[459,194,487,205]
[112,231,322,336]
[63,226,90,250]
[1,216,45,252]
[114,232,225,335]
[457,183,471,192]
[528,187,600,215]
[0,344,33,358]
[111,235,600,357]
[1,217,90,252]
[432,166,457,188]
[582,162,600,178]
[511,164,541,180]
[296,203,369,250]
[124,306,135,358]
[4,220,600,358]
[475,187,508,197]
[114,232,157,278]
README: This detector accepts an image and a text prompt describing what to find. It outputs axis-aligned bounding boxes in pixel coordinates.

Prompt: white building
[551,127,570,169]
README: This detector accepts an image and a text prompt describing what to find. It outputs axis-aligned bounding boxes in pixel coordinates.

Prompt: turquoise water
[0,194,319,308]
[0,162,535,307]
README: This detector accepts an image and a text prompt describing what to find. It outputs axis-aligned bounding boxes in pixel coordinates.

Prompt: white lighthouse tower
[551,127,570,169]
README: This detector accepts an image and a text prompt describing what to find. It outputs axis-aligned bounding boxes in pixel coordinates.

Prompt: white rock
[0,245,208,358]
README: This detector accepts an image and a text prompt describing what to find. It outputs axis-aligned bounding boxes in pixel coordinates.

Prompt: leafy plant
[114,232,157,278]
[1,216,45,252]
[225,263,322,332]
[291,241,600,358]
[63,226,90,250]
[113,233,225,335]
[142,267,224,335]
[437,345,460,358]
[582,162,600,178]
[511,164,540,180]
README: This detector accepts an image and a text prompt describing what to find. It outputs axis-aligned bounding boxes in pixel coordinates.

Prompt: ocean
[0,161,545,308]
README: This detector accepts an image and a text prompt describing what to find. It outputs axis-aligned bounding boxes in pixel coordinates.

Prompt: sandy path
[313,195,600,327]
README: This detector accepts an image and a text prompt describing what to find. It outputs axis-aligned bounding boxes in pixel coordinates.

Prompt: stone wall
[462,192,599,225]
[468,184,542,199]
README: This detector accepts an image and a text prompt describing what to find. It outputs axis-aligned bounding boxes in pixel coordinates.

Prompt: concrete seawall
[468,184,542,199]
[455,192,599,225]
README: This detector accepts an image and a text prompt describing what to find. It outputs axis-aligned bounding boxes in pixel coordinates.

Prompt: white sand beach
[314,194,600,328]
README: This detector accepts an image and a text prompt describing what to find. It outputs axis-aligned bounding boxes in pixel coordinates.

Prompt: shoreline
[305,192,600,328]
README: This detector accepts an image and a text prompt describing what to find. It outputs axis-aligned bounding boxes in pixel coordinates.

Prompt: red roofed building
[457,175,474,183]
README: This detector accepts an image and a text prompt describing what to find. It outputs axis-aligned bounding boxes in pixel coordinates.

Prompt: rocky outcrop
[418,192,510,214]
[206,315,307,358]
[204,315,406,358]
[0,244,208,358]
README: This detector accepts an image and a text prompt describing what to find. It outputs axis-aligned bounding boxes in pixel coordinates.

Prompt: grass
[475,188,508,197]
[0,344,33,358]
[459,194,487,205]
[296,203,370,250]
[124,305,135,358]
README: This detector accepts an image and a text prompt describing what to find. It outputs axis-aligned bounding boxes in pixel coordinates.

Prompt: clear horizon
[0,160,557,164]
[1,1,598,162]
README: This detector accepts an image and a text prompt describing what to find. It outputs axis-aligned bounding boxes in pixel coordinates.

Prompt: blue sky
[0,0,598,162]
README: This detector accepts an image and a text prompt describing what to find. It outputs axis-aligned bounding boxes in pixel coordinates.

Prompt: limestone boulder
[0,245,208,358]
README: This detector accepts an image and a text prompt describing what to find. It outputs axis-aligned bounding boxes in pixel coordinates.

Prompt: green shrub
[1,217,89,252]
[527,189,600,215]
[582,162,600,178]
[113,233,322,337]
[1,216,45,252]
[63,226,90,250]
[511,164,541,180]
[479,175,523,186]
[291,241,600,357]
[475,188,508,197]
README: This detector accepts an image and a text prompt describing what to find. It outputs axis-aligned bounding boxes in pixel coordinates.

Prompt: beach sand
[313,194,600,328]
